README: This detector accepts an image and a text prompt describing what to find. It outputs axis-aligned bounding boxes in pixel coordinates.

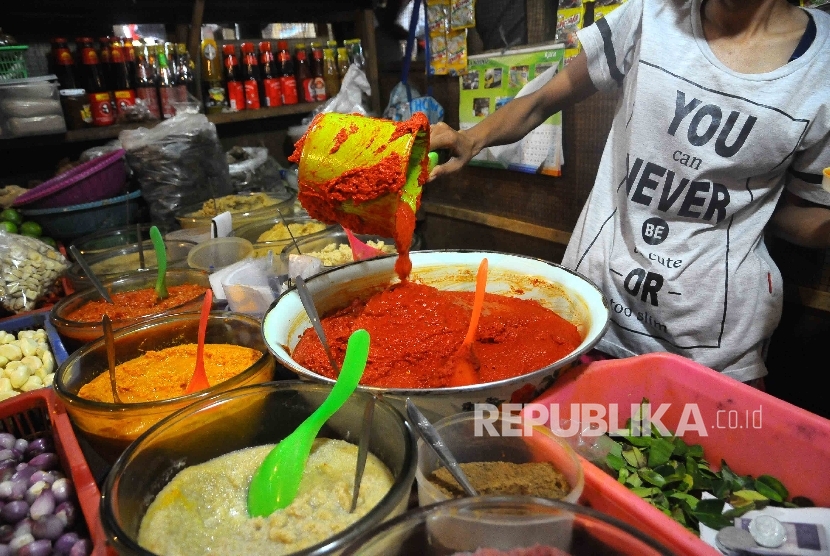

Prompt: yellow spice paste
[77,343,262,403]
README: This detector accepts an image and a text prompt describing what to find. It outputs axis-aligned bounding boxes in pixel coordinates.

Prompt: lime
[19,221,43,238]
[0,221,18,234]
[39,236,57,248]
[0,208,22,226]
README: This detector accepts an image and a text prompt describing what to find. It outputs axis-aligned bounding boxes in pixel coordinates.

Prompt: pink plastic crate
[528,352,830,556]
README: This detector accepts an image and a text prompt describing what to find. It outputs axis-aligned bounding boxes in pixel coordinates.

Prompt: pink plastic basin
[526,352,830,556]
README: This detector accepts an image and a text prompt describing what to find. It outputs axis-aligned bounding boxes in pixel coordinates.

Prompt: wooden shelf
[61,102,324,143]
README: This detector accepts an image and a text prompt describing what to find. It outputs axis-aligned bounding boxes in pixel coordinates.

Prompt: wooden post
[356,8,381,114]
[189,0,206,101]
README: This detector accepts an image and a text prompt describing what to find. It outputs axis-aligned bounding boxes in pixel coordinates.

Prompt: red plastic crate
[528,352,830,556]
[0,388,109,555]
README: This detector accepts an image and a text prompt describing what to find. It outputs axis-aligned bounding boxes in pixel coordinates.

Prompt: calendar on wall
[458,44,565,176]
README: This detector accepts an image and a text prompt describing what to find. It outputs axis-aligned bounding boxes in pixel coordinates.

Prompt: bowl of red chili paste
[262,251,609,420]
[50,268,211,351]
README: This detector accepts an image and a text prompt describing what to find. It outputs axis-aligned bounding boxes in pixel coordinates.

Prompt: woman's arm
[769,191,830,249]
[428,49,598,180]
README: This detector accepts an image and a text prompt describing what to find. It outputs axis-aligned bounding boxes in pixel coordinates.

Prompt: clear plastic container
[64,239,195,291]
[415,411,584,507]
[70,223,170,258]
[186,236,253,272]
[342,496,674,555]
[280,227,414,271]
[234,214,335,258]
[100,383,417,555]
[174,191,297,230]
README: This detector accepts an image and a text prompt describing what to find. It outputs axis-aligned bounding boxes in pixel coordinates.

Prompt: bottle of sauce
[51,38,91,130]
[122,37,137,81]
[76,37,115,126]
[239,42,261,110]
[109,37,136,121]
[200,37,226,114]
[322,43,340,99]
[176,43,197,99]
[156,45,177,118]
[223,43,245,111]
[336,46,351,80]
[309,42,327,102]
[276,40,298,105]
[258,41,282,107]
[134,43,161,120]
[294,43,314,103]
[97,36,113,92]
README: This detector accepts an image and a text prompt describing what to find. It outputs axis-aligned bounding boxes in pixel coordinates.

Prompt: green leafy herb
[603,399,801,536]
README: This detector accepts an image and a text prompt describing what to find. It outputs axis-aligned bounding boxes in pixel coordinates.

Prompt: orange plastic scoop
[185,288,212,394]
[448,258,488,387]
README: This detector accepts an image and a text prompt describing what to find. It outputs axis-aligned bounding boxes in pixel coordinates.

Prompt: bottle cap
[240,42,254,53]
[748,515,787,548]
[259,41,272,51]
[222,44,236,55]
[715,526,756,554]
[277,40,289,50]
[295,43,306,49]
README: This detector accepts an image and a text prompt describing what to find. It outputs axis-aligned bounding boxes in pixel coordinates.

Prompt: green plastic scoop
[247,328,371,517]
[149,225,167,302]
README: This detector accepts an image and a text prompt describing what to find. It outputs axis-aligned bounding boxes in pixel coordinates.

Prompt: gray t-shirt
[568,0,830,381]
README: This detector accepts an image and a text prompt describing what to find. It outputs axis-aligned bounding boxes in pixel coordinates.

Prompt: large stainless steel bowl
[262,250,610,420]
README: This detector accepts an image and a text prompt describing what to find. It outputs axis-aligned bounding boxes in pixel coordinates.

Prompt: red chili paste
[291,282,582,388]
[66,284,207,323]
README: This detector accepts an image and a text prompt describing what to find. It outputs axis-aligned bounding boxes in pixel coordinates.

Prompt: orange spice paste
[66,284,207,323]
[291,281,582,389]
[78,344,262,403]
[289,112,430,281]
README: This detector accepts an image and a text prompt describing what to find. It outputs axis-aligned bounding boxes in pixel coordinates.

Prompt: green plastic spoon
[149,225,168,301]
[247,328,371,517]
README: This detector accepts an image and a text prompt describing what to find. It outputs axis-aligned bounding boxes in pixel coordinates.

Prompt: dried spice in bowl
[428,461,571,499]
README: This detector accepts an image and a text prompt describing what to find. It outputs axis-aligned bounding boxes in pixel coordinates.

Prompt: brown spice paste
[428,461,571,499]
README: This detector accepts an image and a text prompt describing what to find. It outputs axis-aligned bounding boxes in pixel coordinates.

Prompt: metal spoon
[405,398,479,497]
[69,245,114,304]
[136,223,145,270]
[294,275,339,374]
[102,315,122,403]
[350,394,376,513]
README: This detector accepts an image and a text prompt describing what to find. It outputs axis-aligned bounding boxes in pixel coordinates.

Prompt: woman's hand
[428,123,477,182]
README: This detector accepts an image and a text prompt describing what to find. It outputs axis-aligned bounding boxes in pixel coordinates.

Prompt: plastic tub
[341,496,674,555]
[69,223,170,258]
[165,226,211,245]
[280,227,414,272]
[220,256,284,317]
[187,236,253,272]
[174,191,297,230]
[0,309,69,367]
[49,268,210,351]
[234,214,335,258]
[53,311,276,463]
[528,352,830,556]
[65,240,195,291]
[12,149,128,209]
[0,388,107,554]
[18,190,143,242]
[415,411,584,507]
[101,383,417,555]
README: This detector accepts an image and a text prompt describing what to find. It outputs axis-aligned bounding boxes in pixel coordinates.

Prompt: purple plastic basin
[13,149,128,210]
